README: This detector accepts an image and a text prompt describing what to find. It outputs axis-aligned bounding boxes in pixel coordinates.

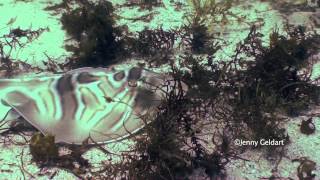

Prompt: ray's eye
[113,71,125,81]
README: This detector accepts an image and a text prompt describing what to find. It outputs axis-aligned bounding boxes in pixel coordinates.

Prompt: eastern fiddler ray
[0,66,179,144]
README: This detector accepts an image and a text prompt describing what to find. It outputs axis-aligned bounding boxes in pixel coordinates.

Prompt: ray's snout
[133,69,188,116]
[142,70,188,96]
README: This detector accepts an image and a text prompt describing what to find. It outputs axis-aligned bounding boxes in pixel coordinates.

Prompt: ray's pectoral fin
[2,91,52,134]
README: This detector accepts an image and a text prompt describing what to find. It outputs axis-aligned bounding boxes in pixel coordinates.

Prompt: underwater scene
[0,0,320,179]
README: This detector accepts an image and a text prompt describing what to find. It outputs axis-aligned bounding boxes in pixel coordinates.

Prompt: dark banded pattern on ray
[77,72,100,84]
[78,87,105,123]
[109,90,137,132]
[101,76,128,100]
[97,82,109,98]
[38,89,56,118]
[36,79,57,119]
[56,74,74,93]
[55,73,78,121]
[93,92,130,131]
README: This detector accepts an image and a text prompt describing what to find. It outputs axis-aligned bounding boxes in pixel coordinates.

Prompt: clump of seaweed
[0,27,49,77]
[237,26,320,117]
[139,0,163,10]
[135,28,176,55]
[43,0,71,13]
[184,20,214,54]
[29,133,59,163]
[185,0,238,36]
[29,133,93,178]
[60,0,125,67]
[120,0,163,10]
[0,118,36,146]
[187,0,233,21]
[130,27,177,66]
[180,0,238,55]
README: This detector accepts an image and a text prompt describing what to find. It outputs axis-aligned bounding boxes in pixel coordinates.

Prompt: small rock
[300,118,316,135]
